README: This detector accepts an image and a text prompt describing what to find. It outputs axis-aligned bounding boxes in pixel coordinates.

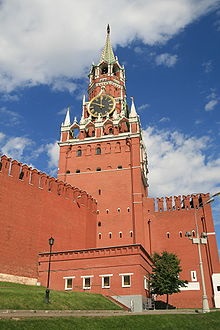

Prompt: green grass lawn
[0,313,220,330]
[0,281,121,310]
[0,282,220,329]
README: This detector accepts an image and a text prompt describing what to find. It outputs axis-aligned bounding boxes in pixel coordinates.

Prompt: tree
[150,251,187,309]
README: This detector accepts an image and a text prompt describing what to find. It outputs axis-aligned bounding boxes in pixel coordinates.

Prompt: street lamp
[45,236,55,304]
[185,192,220,313]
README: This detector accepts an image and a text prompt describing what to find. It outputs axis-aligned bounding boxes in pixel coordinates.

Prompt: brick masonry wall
[0,155,97,279]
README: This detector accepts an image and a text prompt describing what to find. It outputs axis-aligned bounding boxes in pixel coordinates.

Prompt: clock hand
[92,102,105,108]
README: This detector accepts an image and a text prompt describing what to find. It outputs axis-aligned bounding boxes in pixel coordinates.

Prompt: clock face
[88,94,115,117]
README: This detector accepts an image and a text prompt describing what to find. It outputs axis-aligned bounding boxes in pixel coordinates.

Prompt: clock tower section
[58,26,149,247]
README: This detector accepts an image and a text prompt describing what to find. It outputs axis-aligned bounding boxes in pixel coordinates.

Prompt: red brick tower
[58,25,149,247]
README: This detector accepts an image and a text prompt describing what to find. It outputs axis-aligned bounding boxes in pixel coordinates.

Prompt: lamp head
[48,237,54,246]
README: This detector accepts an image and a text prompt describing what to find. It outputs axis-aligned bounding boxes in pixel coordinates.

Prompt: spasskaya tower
[58,25,149,247]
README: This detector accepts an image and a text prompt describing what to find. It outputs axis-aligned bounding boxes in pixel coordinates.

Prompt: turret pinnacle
[129,97,138,118]
[63,107,71,126]
[99,24,116,64]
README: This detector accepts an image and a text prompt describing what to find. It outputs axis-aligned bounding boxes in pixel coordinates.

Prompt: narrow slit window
[96,147,101,155]
[77,149,82,157]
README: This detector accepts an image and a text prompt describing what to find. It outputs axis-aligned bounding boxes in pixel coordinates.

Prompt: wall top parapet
[154,193,210,212]
[0,154,97,209]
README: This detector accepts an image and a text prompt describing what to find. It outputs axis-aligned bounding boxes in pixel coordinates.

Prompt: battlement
[154,193,210,212]
[0,155,97,210]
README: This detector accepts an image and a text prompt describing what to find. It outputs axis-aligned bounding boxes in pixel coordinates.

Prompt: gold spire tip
[107,24,110,34]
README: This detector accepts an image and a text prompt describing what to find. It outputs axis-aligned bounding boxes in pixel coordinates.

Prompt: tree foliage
[150,251,187,308]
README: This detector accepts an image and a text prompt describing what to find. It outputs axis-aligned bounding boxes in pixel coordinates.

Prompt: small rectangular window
[103,276,110,288]
[144,276,149,290]
[120,273,133,288]
[100,274,112,289]
[191,270,197,282]
[66,278,72,289]
[81,276,93,290]
[123,275,130,287]
[84,277,90,289]
[63,276,75,290]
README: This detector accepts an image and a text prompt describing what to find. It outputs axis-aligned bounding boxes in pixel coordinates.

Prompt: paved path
[0,309,205,319]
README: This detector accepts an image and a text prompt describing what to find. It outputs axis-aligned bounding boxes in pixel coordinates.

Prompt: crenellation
[39,173,49,189]
[166,196,173,211]
[10,159,21,178]
[30,168,40,186]
[21,164,32,184]
[157,197,164,211]
[174,195,181,210]
[155,193,211,212]
[0,154,97,209]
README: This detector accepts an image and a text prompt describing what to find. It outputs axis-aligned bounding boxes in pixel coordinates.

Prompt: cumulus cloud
[159,117,170,123]
[205,99,218,111]
[138,103,150,111]
[0,107,22,127]
[0,0,219,92]
[202,60,213,73]
[204,90,219,111]
[0,131,59,175]
[0,136,34,160]
[45,142,59,172]
[143,126,220,197]
[155,53,178,67]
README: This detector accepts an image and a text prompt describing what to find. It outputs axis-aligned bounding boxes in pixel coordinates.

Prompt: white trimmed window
[81,275,94,290]
[144,276,149,290]
[99,274,113,289]
[119,273,133,288]
[191,270,197,282]
[63,276,75,290]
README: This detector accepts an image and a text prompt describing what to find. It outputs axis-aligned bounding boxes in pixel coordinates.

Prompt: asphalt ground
[0,309,212,319]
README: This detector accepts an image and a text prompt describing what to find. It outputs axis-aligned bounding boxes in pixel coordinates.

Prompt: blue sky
[0,0,220,245]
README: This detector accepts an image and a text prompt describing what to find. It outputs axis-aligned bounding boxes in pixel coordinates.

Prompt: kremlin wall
[0,155,97,283]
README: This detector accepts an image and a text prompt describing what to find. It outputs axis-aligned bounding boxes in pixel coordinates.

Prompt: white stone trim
[180,282,200,291]
[0,273,38,286]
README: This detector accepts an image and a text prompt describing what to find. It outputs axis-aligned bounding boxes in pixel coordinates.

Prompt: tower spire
[63,107,71,126]
[99,24,116,64]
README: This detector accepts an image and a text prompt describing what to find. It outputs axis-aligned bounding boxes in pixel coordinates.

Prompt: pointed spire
[63,107,71,126]
[80,95,86,124]
[99,24,116,64]
[129,97,137,118]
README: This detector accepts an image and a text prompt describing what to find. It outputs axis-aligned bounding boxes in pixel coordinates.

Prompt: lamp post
[185,192,220,313]
[45,236,54,304]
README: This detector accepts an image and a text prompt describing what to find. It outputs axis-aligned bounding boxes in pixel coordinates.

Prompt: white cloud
[138,103,150,111]
[0,131,59,175]
[202,60,213,73]
[143,126,220,197]
[0,0,219,92]
[0,136,33,160]
[45,142,59,171]
[205,99,218,111]
[159,117,170,123]
[155,53,178,67]
[204,90,219,111]
[0,107,22,126]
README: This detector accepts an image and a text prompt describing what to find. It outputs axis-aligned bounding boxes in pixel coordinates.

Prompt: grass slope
[0,313,220,330]
[0,282,121,310]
